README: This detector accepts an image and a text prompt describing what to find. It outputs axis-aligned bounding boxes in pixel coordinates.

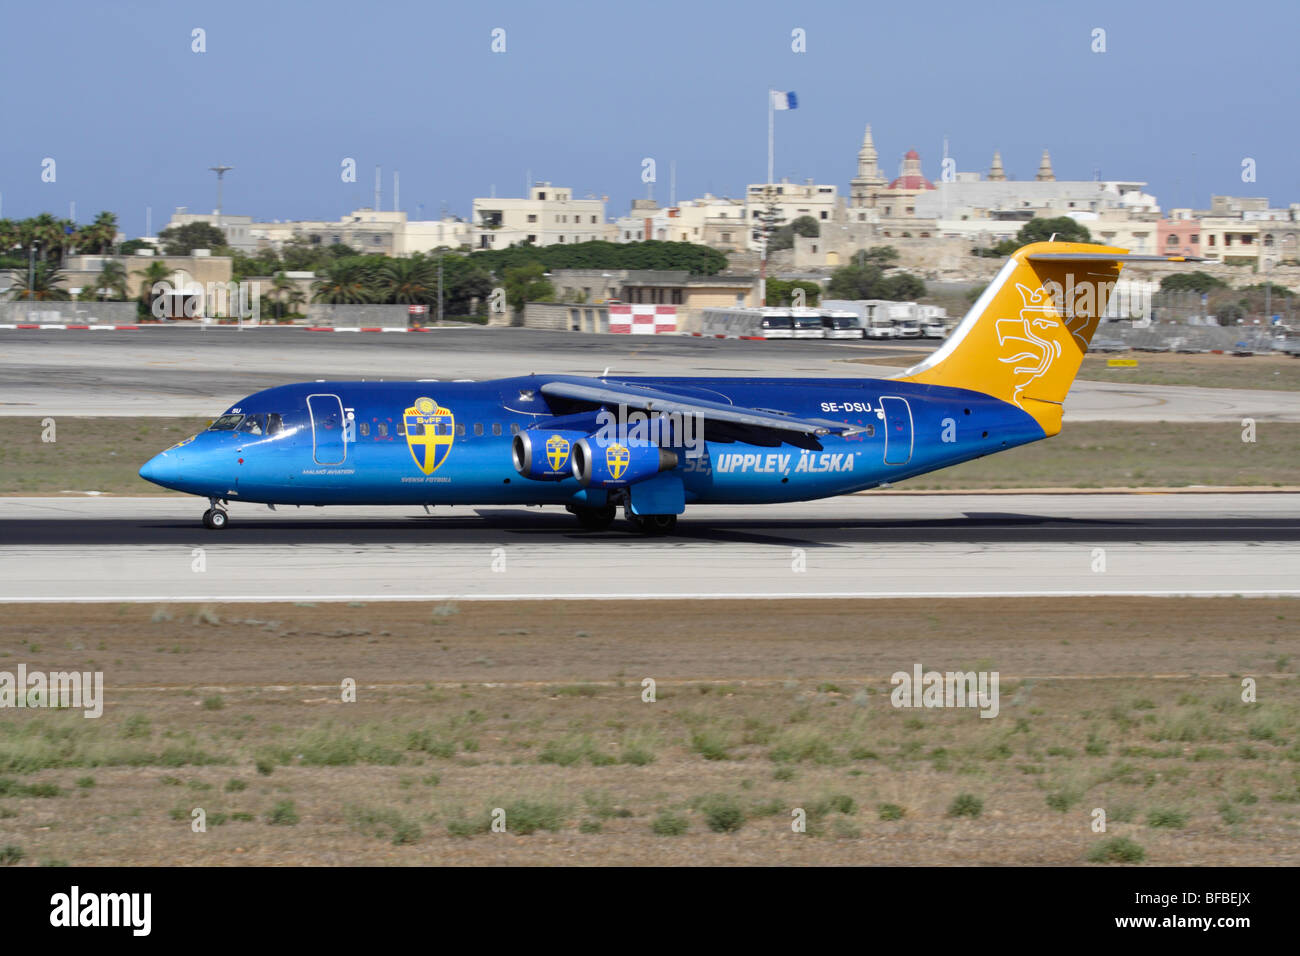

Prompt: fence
[0,301,138,325]
[305,304,413,329]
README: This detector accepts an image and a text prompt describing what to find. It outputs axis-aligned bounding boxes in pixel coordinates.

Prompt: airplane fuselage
[141,375,1047,509]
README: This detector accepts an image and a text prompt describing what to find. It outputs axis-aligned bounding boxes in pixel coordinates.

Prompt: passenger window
[359,422,370,437]
[865,424,875,437]
[509,423,520,435]
[456,423,465,437]
[378,423,388,437]
[492,423,502,436]
[267,413,283,435]
[473,423,483,436]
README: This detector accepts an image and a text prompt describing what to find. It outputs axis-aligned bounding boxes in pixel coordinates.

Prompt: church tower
[987,150,1007,182]
[850,124,886,208]
[1035,149,1056,182]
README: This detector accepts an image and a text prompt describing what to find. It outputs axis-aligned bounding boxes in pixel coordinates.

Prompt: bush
[878,803,905,821]
[267,800,299,825]
[947,793,984,818]
[502,800,565,835]
[699,794,745,833]
[1146,808,1187,829]
[651,811,690,836]
[0,845,24,866]
[1086,836,1146,863]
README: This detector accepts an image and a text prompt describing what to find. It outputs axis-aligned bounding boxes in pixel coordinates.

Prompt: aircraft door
[880,395,913,465]
[307,394,347,465]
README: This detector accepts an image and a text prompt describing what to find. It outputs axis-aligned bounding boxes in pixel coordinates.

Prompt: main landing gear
[567,503,617,531]
[566,502,678,534]
[626,511,677,536]
[202,498,229,530]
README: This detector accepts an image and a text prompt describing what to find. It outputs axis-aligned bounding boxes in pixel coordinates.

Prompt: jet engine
[571,437,678,488]
[512,429,588,481]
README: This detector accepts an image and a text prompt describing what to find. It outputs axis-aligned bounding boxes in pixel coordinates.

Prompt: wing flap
[538,379,867,438]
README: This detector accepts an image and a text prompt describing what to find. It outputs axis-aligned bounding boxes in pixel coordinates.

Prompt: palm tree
[285,287,307,319]
[86,260,128,301]
[270,271,294,320]
[133,261,172,314]
[375,256,437,304]
[76,212,118,255]
[0,219,17,258]
[311,261,374,304]
[8,261,70,301]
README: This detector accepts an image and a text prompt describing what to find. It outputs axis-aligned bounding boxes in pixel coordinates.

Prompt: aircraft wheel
[573,505,617,531]
[631,513,677,536]
[202,508,229,530]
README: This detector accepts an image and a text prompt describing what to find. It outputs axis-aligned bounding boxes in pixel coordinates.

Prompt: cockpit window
[208,414,244,431]
[267,413,283,435]
[238,413,266,435]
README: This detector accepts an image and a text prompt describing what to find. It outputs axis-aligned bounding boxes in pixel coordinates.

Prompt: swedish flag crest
[404,397,455,475]
[605,443,630,481]
[545,434,571,472]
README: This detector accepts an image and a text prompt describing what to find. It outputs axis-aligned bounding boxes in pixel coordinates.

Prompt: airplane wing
[538,379,868,438]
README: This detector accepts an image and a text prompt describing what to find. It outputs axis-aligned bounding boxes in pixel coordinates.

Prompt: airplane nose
[139,452,181,488]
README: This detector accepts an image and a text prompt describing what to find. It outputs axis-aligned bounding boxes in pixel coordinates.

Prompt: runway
[3,493,1297,601]
[3,326,1298,422]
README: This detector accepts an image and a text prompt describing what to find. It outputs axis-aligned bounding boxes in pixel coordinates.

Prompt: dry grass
[0,598,1296,865]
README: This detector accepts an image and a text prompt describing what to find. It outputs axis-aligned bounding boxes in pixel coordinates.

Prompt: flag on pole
[770,90,798,110]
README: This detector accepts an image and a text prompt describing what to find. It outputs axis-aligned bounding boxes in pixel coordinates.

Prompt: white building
[471,182,608,249]
[744,179,842,249]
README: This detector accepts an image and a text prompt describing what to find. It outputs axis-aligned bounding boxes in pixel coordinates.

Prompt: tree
[8,261,70,300]
[827,262,926,301]
[76,212,119,255]
[157,222,228,255]
[765,278,821,306]
[857,245,898,266]
[827,263,884,299]
[768,215,820,252]
[117,238,153,256]
[269,272,295,320]
[503,262,554,313]
[285,287,307,318]
[878,272,926,300]
[311,260,375,304]
[132,261,172,312]
[1160,272,1227,294]
[85,260,128,301]
[375,256,438,304]
[1016,216,1091,245]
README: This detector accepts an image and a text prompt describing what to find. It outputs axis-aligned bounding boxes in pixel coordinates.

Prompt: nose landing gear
[202,498,229,530]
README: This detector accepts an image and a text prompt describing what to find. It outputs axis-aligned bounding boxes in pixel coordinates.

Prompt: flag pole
[767,89,774,185]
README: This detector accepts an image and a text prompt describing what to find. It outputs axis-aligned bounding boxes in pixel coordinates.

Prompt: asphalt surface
[3,326,1298,421]
[3,494,1296,600]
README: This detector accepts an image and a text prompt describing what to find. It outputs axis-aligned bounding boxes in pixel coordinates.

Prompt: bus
[790,308,825,339]
[820,310,864,339]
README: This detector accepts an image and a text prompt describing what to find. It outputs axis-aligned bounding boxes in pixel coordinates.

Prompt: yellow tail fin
[897,241,1197,436]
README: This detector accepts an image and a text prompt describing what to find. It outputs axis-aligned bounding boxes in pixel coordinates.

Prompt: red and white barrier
[608,304,676,334]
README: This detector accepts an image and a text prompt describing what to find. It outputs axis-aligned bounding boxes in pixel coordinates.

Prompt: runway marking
[3,589,1299,603]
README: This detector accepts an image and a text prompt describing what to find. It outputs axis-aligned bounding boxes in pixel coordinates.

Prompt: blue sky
[1,0,1296,236]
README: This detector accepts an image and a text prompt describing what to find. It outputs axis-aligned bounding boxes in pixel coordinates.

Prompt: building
[744,178,842,249]
[165,208,473,257]
[471,182,607,249]
[162,210,257,253]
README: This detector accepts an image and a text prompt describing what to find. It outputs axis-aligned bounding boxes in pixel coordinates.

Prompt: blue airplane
[139,242,1198,533]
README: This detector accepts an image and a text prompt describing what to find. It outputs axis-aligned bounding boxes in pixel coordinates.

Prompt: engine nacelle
[572,437,678,488]
[512,429,588,481]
